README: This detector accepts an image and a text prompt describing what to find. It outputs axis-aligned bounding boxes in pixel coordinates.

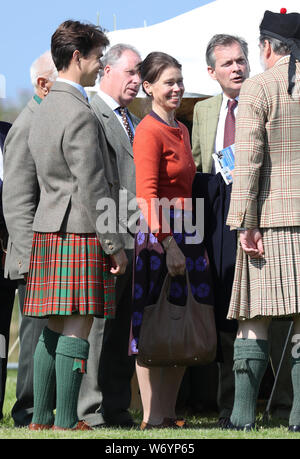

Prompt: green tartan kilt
[23,232,115,318]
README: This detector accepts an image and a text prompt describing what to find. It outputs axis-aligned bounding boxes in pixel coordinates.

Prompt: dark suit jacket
[0,122,11,148]
[191,97,237,333]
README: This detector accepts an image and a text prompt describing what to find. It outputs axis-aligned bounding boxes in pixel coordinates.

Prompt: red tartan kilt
[23,232,116,318]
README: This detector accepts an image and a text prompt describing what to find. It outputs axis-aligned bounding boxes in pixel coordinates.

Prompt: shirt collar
[56,77,88,100]
[97,88,120,111]
[221,93,239,111]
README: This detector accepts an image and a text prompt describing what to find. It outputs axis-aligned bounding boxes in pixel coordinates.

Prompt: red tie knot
[228,99,238,111]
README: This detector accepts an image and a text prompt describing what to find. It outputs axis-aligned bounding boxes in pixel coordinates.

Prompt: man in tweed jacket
[0,121,17,422]
[226,10,300,432]
[2,51,57,427]
[25,20,127,431]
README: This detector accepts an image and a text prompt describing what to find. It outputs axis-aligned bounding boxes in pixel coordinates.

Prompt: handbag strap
[159,270,192,305]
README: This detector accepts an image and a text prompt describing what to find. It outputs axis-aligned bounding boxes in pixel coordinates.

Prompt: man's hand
[239,229,264,259]
[110,249,128,276]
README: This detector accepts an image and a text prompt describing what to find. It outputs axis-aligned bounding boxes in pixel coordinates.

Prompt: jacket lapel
[204,94,223,155]
[92,94,133,158]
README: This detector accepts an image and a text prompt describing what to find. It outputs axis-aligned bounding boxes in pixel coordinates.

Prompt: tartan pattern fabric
[223,99,237,148]
[23,232,115,318]
[227,227,300,320]
[227,57,300,230]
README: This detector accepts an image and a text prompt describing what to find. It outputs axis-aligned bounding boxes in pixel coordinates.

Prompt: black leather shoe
[104,412,136,428]
[288,425,300,432]
[218,417,231,429]
[226,420,256,431]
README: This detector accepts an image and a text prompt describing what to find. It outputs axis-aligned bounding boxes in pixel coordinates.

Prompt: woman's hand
[110,249,128,276]
[239,229,264,259]
[162,236,186,277]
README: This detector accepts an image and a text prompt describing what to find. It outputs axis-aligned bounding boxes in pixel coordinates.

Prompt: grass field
[1,370,300,441]
[4,300,300,441]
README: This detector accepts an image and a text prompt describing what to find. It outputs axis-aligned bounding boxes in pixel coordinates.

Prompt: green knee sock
[54,335,90,429]
[230,338,269,427]
[289,356,300,426]
[32,327,61,425]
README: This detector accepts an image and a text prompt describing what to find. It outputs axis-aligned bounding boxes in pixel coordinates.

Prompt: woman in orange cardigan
[131,52,214,429]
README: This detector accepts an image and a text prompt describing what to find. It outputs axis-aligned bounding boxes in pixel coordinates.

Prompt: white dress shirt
[212,94,239,174]
[97,89,135,137]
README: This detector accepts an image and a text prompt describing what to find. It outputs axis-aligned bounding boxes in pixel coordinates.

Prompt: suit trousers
[78,249,135,425]
[268,320,293,418]
[0,268,16,419]
[217,331,235,418]
[77,317,106,426]
[11,280,48,426]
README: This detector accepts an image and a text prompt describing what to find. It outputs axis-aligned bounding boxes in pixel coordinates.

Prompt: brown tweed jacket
[227,56,300,229]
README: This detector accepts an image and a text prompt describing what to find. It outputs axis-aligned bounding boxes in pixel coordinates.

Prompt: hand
[162,237,186,277]
[239,229,264,259]
[110,249,128,276]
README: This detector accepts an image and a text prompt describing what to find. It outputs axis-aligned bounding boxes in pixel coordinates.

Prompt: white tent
[104,0,300,97]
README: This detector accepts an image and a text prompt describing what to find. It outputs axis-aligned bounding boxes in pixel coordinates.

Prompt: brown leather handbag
[137,272,217,367]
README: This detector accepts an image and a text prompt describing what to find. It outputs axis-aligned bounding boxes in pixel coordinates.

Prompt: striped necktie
[117,107,134,144]
[223,99,238,149]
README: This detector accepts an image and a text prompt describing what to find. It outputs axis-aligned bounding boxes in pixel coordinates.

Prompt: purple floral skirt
[130,210,214,354]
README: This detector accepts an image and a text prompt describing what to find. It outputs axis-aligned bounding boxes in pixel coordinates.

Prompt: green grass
[1,370,300,440]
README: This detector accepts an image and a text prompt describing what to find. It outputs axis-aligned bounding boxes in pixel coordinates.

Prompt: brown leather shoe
[140,421,163,430]
[29,423,53,431]
[162,417,188,428]
[52,420,93,431]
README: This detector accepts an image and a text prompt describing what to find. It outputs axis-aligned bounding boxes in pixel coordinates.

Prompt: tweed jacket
[3,98,39,278]
[91,94,140,250]
[0,121,11,231]
[192,94,223,172]
[28,81,124,256]
[227,56,300,229]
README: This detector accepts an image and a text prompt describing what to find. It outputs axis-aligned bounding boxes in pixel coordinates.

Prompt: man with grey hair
[2,50,57,427]
[193,34,249,172]
[0,120,16,423]
[192,32,293,427]
[77,43,141,428]
[191,34,249,427]
[30,50,58,96]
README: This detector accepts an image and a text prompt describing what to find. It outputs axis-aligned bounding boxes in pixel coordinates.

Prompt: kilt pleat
[227,227,300,320]
[23,232,115,318]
